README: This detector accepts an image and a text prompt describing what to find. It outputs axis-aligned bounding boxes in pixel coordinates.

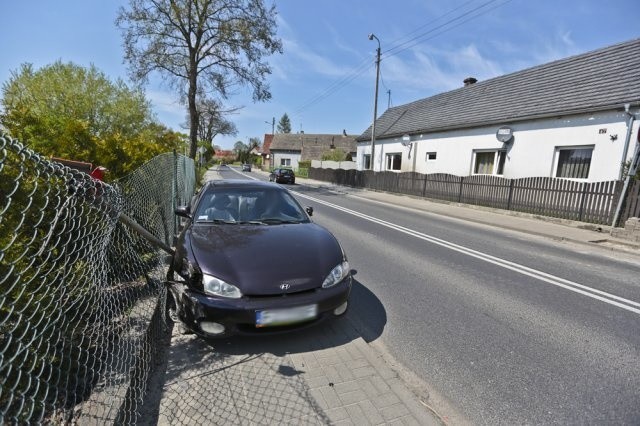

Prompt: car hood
[187,222,344,296]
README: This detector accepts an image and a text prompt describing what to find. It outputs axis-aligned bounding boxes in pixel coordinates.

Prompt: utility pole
[265,117,275,134]
[368,33,381,171]
[387,89,391,109]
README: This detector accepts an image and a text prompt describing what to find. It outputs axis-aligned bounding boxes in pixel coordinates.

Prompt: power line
[293,0,513,114]
[293,58,372,115]
[383,0,503,57]
[384,0,514,60]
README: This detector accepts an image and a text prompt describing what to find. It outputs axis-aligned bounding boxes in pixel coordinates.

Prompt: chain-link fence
[0,133,195,424]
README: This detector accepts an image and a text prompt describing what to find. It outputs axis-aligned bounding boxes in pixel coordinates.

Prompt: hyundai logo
[280,283,290,290]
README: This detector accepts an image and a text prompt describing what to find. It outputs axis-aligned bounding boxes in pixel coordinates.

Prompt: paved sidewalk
[146,167,638,425]
[150,319,441,425]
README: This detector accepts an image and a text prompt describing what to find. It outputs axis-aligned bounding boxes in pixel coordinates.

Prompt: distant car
[269,168,295,184]
[242,163,252,172]
[167,180,351,337]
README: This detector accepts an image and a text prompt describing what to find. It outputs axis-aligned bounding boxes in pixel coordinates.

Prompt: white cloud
[146,89,185,130]
[380,43,503,96]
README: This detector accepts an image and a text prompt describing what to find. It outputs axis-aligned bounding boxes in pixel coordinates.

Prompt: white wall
[271,151,301,169]
[311,160,357,170]
[357,110,639,181]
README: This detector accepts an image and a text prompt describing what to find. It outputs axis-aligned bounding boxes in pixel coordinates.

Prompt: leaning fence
[309,168,627,226]
[0,133,195,424]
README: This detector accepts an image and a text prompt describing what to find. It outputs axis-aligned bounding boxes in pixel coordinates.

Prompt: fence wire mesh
[0,133,195,424]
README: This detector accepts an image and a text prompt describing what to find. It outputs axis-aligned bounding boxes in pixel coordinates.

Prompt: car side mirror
[175,205,191,218]
[306,206,314,216]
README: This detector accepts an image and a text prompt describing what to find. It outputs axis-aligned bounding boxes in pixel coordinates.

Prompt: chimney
[464,77,477,86]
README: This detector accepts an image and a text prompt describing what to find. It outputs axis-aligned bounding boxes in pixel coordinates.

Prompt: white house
[268,132,357,169]
[357,38,640,182]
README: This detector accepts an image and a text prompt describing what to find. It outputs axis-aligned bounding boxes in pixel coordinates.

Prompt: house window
[280,158,291,167]
[426,152,437,161]
[386,153,402,171]
[555,146,592,179]
[473,150,506,175]
[363,154,371,170]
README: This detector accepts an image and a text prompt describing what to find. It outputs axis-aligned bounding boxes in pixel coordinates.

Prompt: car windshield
[193,187,308,224]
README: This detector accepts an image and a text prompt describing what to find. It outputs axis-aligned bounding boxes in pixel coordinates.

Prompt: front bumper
[170,277,352,337]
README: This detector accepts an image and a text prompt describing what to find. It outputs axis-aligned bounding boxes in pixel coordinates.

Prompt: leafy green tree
[321,149,349,161]
[233,137,259,164]
[116,0,283,160]
[197,139,215,162]
[277,113,291,133]
[1,61,181,177]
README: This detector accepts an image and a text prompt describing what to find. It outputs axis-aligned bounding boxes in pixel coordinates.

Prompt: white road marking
[292,189,640,316]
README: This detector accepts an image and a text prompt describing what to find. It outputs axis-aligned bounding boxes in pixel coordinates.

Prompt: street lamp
[368,33,381,171]
[264,117,275,134]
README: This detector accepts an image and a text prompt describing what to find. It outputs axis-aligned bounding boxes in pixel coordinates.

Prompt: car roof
[201,179,281,191]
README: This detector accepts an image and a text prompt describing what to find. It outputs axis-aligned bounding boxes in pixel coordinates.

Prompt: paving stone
[319,386,342,409]
[344,402,371,425]
[333,380,360,395]
[338,389,369,405]
[380,403,411,421]
[358,399,386,424]
[325,407,349,423]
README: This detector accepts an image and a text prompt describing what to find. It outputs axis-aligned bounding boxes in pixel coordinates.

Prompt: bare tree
[196,98,238,149]
[116,0,282,159]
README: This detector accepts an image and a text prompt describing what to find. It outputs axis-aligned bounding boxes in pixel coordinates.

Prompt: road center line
[293,190,640,315]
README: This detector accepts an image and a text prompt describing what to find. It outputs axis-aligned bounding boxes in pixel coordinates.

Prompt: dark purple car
[269,168,295,184]
[167,180,351,337]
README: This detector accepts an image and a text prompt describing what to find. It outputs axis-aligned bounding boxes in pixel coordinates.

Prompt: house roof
[269,133,357,160]
[260,134,273,155]
[358,38,640,142]
[213,149,233,158]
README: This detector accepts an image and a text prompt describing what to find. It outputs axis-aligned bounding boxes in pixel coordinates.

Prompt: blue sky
[1,0,638,150]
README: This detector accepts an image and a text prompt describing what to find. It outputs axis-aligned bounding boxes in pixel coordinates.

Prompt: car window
[194,187,308,224]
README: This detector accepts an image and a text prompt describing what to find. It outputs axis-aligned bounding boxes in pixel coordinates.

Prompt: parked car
[167,179,351,337]
[242,163,252,172]
[269,168,295,184]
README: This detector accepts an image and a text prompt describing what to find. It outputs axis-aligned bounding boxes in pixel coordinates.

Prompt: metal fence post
[173,150,178,239]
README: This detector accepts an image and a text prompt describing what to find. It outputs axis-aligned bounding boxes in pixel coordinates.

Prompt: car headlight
[203,274,242,298]
[322,261,350,288]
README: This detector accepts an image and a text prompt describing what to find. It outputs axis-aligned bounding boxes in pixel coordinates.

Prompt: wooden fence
[622,179,640,221]
[308,168,636,226]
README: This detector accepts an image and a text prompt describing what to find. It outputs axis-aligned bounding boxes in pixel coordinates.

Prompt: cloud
[146,89,186,130]
[380,43,503,96]
[531,30,579,64]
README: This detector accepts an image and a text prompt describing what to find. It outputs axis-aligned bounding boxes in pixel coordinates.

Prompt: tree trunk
[188,66,198,159]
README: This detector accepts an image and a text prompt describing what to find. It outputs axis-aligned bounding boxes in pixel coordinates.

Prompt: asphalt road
[218,167,640,424]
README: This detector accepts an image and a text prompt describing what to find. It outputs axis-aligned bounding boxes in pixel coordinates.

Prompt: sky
[1,0,638,151]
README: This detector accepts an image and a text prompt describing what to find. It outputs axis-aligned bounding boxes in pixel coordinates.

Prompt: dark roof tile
[358,38,640,141]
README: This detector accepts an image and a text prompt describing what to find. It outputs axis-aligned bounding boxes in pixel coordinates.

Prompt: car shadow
[140,278,387,425]
[209,276,386,357]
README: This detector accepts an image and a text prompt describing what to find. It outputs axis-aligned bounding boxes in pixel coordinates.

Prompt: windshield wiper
[260,218,302,224]
[196,218,237,224]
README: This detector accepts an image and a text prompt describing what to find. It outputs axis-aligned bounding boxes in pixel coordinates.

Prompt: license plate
[256,304,318,328]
